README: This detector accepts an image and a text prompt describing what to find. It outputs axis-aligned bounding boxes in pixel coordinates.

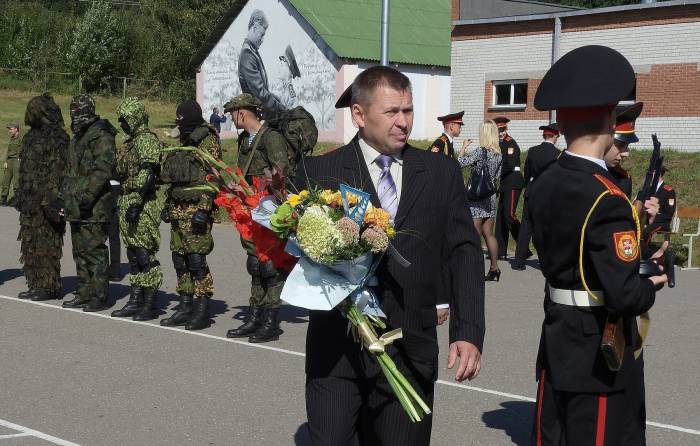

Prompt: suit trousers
[496,188,522,257]
[306,361,435,446]
[532,370,627,446]
[513,198,532,265]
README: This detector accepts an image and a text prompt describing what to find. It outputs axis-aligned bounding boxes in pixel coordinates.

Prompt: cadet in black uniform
[494,116,525,259]
[528,45,666,446]
[429,111,467,158]
[605,102,644,198]
[512,123,560,270]
[644,167,676,249]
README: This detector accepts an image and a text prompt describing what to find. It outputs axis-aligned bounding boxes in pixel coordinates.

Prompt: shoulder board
[439,134,449,142]
[663,184,673,191]
[504,135,513,142]
[593,173,627,198]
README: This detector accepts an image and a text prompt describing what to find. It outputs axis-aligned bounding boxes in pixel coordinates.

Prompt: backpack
[266,106,318,160]
[466,148,498,201]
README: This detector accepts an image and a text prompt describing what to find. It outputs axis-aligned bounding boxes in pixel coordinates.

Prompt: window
[492,80,528,108]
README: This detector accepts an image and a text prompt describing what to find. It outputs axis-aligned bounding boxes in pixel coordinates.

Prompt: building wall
[451,7,700,152]
[339,62,451,143]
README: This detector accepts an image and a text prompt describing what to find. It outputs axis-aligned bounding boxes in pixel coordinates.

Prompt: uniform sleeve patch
[613,231,639,262]
[663,184,673,191]
[668,198,675,206]
[507,147,514,155]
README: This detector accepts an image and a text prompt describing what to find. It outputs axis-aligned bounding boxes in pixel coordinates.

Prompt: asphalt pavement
[0,206,698,445]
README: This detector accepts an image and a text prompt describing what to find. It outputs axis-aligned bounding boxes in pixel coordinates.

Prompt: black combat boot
[18,289,37,300]
[30,289,60,301]
[133,288,159,321]
[185,296,210,331]
[226,307,264,338]
[111,286,144,317]
[63,295,91,308]
[248,308,282,343]
[160,295,194,326]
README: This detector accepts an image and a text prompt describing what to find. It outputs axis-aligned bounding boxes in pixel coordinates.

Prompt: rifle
[636,134,674,287]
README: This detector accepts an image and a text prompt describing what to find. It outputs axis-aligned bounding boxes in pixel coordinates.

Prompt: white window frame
[492,79,528,109]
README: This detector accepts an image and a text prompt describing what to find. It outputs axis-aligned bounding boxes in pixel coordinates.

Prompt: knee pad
[186,253,208,280]
[172,252,187,274]
[246,255,260,277]
[126,247,140,274]
[134,247,154,272]
[259,260,280,288]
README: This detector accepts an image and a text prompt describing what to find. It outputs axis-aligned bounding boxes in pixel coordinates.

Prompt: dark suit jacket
[523,141,560,186]
[238,38,285,119]
[297,137,485,380]
[499,136,525,191]
[528,153,655,393]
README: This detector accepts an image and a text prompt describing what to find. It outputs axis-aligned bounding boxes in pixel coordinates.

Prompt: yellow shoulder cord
[579,191,649,359]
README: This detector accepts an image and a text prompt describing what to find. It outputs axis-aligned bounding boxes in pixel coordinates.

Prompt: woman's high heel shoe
[485,269,501,282]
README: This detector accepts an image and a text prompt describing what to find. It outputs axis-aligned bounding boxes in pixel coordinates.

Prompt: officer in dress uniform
[493,116,525,259]
[512,123,560,270]
[528,45,667,446]
[429,111,465,158]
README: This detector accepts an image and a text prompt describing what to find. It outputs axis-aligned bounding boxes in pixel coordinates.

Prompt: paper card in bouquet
[340,183,370,225]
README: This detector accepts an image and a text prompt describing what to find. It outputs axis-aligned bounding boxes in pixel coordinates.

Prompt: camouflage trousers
[241,237,283,309]
[70,222,109,301]
[119,193,163,289]
[169,206,214,297]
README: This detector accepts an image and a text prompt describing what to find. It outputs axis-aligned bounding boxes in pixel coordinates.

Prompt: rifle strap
[241,127,269,177]
[579,189,649,360]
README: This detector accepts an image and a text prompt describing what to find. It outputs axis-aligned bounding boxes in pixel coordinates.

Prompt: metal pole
[550,16,561,124]
[380,0,390,66]
[122,77,127,99]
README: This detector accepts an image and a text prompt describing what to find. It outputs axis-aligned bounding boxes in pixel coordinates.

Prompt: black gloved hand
[43,198,64,224]
[191,209,210,234]
[161,206,171,223]
[125,203,142,224]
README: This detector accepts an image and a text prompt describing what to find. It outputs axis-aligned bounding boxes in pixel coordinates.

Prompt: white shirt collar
[444,132,453,143]
[564,150,608,171]
[358,137,403,168]
[656,180,664,191]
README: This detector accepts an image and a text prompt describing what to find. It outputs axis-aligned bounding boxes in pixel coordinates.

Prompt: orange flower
[363,206,391,230]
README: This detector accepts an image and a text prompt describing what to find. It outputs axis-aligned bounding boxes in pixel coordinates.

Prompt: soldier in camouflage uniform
[61,94,118,312]
[224,94,296,343]
[160,100,221,331]
[110,97,164,321]
[1,123,22,206]
[16,94,68,301]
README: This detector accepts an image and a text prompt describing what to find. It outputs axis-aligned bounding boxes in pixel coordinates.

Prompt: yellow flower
[346,193,359,206]
[364,206,391,230]
[320,189,342,207]
[386,227,396,238]
[286,194,302,207]
[299,190,310,198]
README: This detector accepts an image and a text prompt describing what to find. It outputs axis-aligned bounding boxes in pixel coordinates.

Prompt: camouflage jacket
[162,124,222,215]
[62,119,117,222]
[237,123,295,180]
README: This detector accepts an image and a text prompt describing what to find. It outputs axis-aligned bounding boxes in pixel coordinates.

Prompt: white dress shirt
[563,150,608,171]
[357,137,448,310]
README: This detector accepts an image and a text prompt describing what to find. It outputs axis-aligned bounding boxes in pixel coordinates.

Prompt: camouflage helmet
[69,93,97,133]
[223,93,263,114]
[117,96,148,135]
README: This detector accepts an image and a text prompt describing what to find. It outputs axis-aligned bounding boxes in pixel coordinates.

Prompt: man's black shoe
[511,263,526,271]
[62,297,90,308]
[18,290,35,300]
[31,289,60,301]
[83,299,109,312]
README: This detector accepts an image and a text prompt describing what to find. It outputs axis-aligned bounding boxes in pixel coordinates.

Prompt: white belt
[548,285,604,307]
[514,166,521,171]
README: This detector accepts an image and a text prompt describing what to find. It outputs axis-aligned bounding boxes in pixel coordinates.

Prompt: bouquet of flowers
[266,184,432,422]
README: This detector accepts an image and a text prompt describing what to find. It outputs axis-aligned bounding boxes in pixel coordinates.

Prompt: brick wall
[451,8,700,151]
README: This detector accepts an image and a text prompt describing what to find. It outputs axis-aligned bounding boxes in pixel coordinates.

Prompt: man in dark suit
[493,116,525,260]
[512,123,560,270]
[299,66,485,446]
[238,9,286,120]
[528,45,666,445]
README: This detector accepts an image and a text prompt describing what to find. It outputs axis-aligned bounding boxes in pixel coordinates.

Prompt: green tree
[66,0,129,91]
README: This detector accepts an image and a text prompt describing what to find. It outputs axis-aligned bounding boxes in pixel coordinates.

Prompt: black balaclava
[175,100,204,140]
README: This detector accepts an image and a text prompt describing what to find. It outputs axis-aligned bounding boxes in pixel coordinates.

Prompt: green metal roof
[191,0,451,69]
[288,0,451,67]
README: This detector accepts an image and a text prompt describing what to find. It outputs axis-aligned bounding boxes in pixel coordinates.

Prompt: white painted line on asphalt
[0,433,32,439]
[0,419,81,446]
[2,294,699,437]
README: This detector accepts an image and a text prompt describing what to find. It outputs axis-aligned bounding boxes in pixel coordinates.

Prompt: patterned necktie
[375,154,398,219]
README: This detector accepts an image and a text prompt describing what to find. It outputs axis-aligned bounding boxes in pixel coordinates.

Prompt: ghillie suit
[16,93,68,301]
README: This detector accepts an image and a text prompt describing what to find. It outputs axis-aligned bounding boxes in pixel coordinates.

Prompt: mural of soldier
[239,9,287,119]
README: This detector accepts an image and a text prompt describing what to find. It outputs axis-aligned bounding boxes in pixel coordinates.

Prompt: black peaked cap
[335,84,352,109]
[534,45,636,111]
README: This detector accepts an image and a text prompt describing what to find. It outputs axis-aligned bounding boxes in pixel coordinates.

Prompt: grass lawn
[2,89,699,266]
